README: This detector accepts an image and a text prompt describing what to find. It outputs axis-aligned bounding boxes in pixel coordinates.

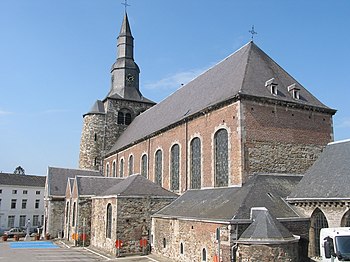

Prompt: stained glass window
[112,161,116,177]
[190,138,201,189]
[119,159,124,177]
[171,144,180,191]
[141,154,148,178]
[313,209,328,256]
[214,129,228,187]
[106,163,110,177]
[106,204,112,239]
[155,150,162,186]
[129,155,134,176]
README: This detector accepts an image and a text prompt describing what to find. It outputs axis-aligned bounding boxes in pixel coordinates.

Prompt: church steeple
[108,13,144,101]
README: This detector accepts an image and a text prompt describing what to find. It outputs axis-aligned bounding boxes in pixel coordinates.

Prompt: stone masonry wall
[152,218,231,262]
[236,242,299,262]
[47,199,65,238]
[90,196,175,256]
[243,100,333,177]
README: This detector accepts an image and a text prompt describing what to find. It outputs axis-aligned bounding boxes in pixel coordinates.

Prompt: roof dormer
[265,78,278,96]
[288,83,300,100]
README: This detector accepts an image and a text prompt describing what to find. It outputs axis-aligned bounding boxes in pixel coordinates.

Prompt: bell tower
[79,12,155,171]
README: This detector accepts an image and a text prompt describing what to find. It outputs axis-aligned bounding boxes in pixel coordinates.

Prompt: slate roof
[76,176,123,196]
[0,172,46,187]
[237,207,296,244]
[84,100,105,116]
[47,167,102,197]
[288,139,350,200]
[108,41,335,154]
[154,174,302,222]
[99,174,178,198]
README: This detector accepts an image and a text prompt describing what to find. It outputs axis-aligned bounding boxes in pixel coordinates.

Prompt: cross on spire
[249,25,257,41]
[121,0,130,13]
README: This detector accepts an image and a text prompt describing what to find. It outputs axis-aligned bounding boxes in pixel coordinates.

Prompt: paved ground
[0,239,172,262]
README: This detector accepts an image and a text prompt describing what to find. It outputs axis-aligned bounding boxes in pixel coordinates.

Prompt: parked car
[4,228,26,238]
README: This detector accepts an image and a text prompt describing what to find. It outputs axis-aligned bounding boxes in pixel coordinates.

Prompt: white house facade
[0,173,46,232]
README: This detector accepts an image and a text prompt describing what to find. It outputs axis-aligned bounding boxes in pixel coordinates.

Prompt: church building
[43,9,345,262]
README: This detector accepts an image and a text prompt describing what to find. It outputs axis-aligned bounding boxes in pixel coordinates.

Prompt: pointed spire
[119,13,132,38]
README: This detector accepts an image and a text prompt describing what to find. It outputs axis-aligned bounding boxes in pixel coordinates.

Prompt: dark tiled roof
[109,42,334,154]
[100,174,178,198]
[76,176,123,196]
[154,174,302,222]
[84,100,105,116]
[288,139,350,200]
[47,167,102,197]
[237,207,295,243]
[0,173,45,187]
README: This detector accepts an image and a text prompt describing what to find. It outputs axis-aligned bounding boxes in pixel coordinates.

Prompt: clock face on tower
[126,74,135,83]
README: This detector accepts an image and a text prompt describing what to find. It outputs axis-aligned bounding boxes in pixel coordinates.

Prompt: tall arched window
[72,202,76,226]
[310,208,328,257]
[180,242,184,254]
[171,144,180,191]
[342,210,350,227]
[129,155,134,176]
[106,204,112,239]
[125,113,132,125]
[202,248,207,261]
[106,163,110,177]
[117,112,124,124]
[155,150,162,186]
[214,129,228,187]
[112,161,116,177]
[119,159,124,177]
[141,154,148,178]
[65,202,70,224]
[190,138,201,189]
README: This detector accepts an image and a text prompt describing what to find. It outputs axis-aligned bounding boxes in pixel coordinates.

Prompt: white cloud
[144,67,209,92]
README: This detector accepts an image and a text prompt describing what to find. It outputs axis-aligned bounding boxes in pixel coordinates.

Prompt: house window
[112,161,116,177]
[265,78,278,96]
[22,199,27,209]
[125,113,131,125]
[11,199,17,209]
[36,190,40,195]
[129,155,134,176]
[33,215,39,227]
[180,242,184,254]
[0,189,2,194]
[19,215,26,227]
[35,199,40,209]
[163,238,166,248]
[155,150,163,186]
[214,129,228,187]
[119,159,124,177]
[8,215,15,228]
[106,163,110,177]
[170,144,180,191]
[141,154,148,178]
[23,190,28,194]
[190,137,201,189]
[202,248,207,261]
[41,215,44,226]
[106,204,112,239]
[94,133,97,141]
[72,202,76,226]
[12,190,17,194]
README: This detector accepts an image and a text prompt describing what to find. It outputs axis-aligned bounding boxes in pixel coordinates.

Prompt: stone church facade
[44,10,346,262]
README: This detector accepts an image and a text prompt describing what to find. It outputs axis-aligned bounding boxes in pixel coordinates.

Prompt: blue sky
[1,0,349,176]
